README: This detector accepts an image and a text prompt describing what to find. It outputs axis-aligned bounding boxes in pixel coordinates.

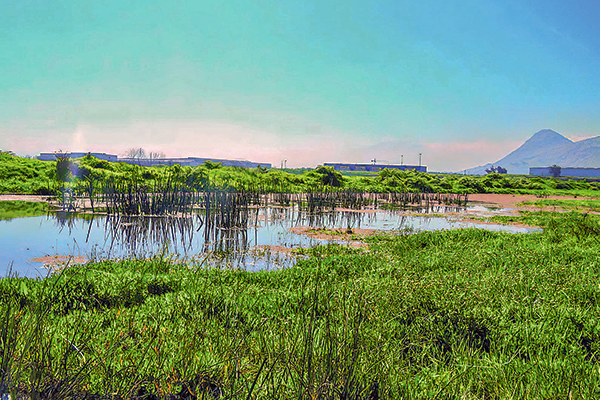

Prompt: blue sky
[1,0,599,170]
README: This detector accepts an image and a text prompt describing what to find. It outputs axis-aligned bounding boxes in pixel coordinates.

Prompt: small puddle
[0,205,539,277]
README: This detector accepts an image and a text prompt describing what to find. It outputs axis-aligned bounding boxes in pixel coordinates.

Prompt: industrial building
[37,152,118,162]
[36,152,271,169]
[118,157,271,169]
[530,167,600,178]
[324,163,427,173]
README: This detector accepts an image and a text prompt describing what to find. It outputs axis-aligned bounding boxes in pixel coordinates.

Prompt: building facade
[118,157,271,168]
[530,167,600,178]
[36,152,271,169]
[37,152,118,162]
[324,163,427,173]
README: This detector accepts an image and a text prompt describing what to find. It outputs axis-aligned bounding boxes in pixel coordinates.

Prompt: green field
[1,211,600,398]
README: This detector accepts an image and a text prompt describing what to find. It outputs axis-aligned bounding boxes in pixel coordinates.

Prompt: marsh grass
[519,198,600,212]
[1,212,600,398]
[81,178,469,218]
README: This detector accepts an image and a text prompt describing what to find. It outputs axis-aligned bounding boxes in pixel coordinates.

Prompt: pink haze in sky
[4,119,523,171]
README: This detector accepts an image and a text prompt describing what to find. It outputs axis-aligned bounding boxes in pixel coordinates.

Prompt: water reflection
[1,205,539,277]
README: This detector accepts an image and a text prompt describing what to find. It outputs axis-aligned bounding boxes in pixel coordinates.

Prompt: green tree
[312,166,344,187]
[55,154,72,186]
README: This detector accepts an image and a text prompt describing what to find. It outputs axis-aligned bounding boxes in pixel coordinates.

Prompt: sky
[1,0,599,170]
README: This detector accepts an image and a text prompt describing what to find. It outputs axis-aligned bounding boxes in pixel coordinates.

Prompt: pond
[0,203,539,277]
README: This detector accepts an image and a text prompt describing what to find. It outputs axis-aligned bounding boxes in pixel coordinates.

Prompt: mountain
[464,129,600,175]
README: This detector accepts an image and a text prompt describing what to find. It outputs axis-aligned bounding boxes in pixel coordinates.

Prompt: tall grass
[1,212,600,398]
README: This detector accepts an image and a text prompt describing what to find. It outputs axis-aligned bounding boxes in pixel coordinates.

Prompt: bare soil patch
[334,207,380,214]
[290,225,379,240]
[0,194,50,202]
[29,254,87,267]
[289,226,375,247]
[253,245,295,254]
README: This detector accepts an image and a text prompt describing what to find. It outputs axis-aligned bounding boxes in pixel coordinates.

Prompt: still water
[0,206,537,277]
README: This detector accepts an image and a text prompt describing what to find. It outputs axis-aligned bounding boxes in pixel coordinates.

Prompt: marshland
[1,152,600,399]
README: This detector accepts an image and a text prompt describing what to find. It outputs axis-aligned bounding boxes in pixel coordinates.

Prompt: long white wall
[530,167,600,178]
[37,152,118,162]
[36,152,271,168]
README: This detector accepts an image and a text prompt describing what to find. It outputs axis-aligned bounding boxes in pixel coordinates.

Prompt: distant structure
[324,162,427,173]
[118,156,271,169]
[37,152,118,162]
[36,152,271,169]
[485,165,507,174]
[530,167,600,178]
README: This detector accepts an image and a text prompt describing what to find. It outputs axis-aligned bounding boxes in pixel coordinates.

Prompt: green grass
[1,212,600,398]
[339,171,379,177]
[0,152,57,195]
[487,209,600,229]
[519,198,600,212]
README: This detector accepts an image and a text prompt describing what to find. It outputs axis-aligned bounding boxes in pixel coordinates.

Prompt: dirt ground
[289,226,374,248]
[252,245,296,253]
[0,194,51,202]
[0,194,100,211]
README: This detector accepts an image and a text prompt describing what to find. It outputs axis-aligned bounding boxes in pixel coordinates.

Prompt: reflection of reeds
[81,212,253,261]
[48,207,387,266]
[45,191,470,270]
[103,215,196,258]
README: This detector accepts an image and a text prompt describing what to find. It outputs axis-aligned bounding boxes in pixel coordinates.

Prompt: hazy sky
[1,0,599,170]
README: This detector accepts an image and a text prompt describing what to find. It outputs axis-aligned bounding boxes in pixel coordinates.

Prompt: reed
[65,171,469,221]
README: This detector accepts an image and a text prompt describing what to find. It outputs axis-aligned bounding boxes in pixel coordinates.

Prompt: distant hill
[464,129,600,175]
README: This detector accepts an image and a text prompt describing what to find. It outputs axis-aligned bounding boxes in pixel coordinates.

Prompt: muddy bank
[289,226,374,248]
[0,194,50,202]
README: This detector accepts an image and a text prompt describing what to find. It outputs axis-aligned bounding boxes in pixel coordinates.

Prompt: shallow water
[0,205,539,277]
